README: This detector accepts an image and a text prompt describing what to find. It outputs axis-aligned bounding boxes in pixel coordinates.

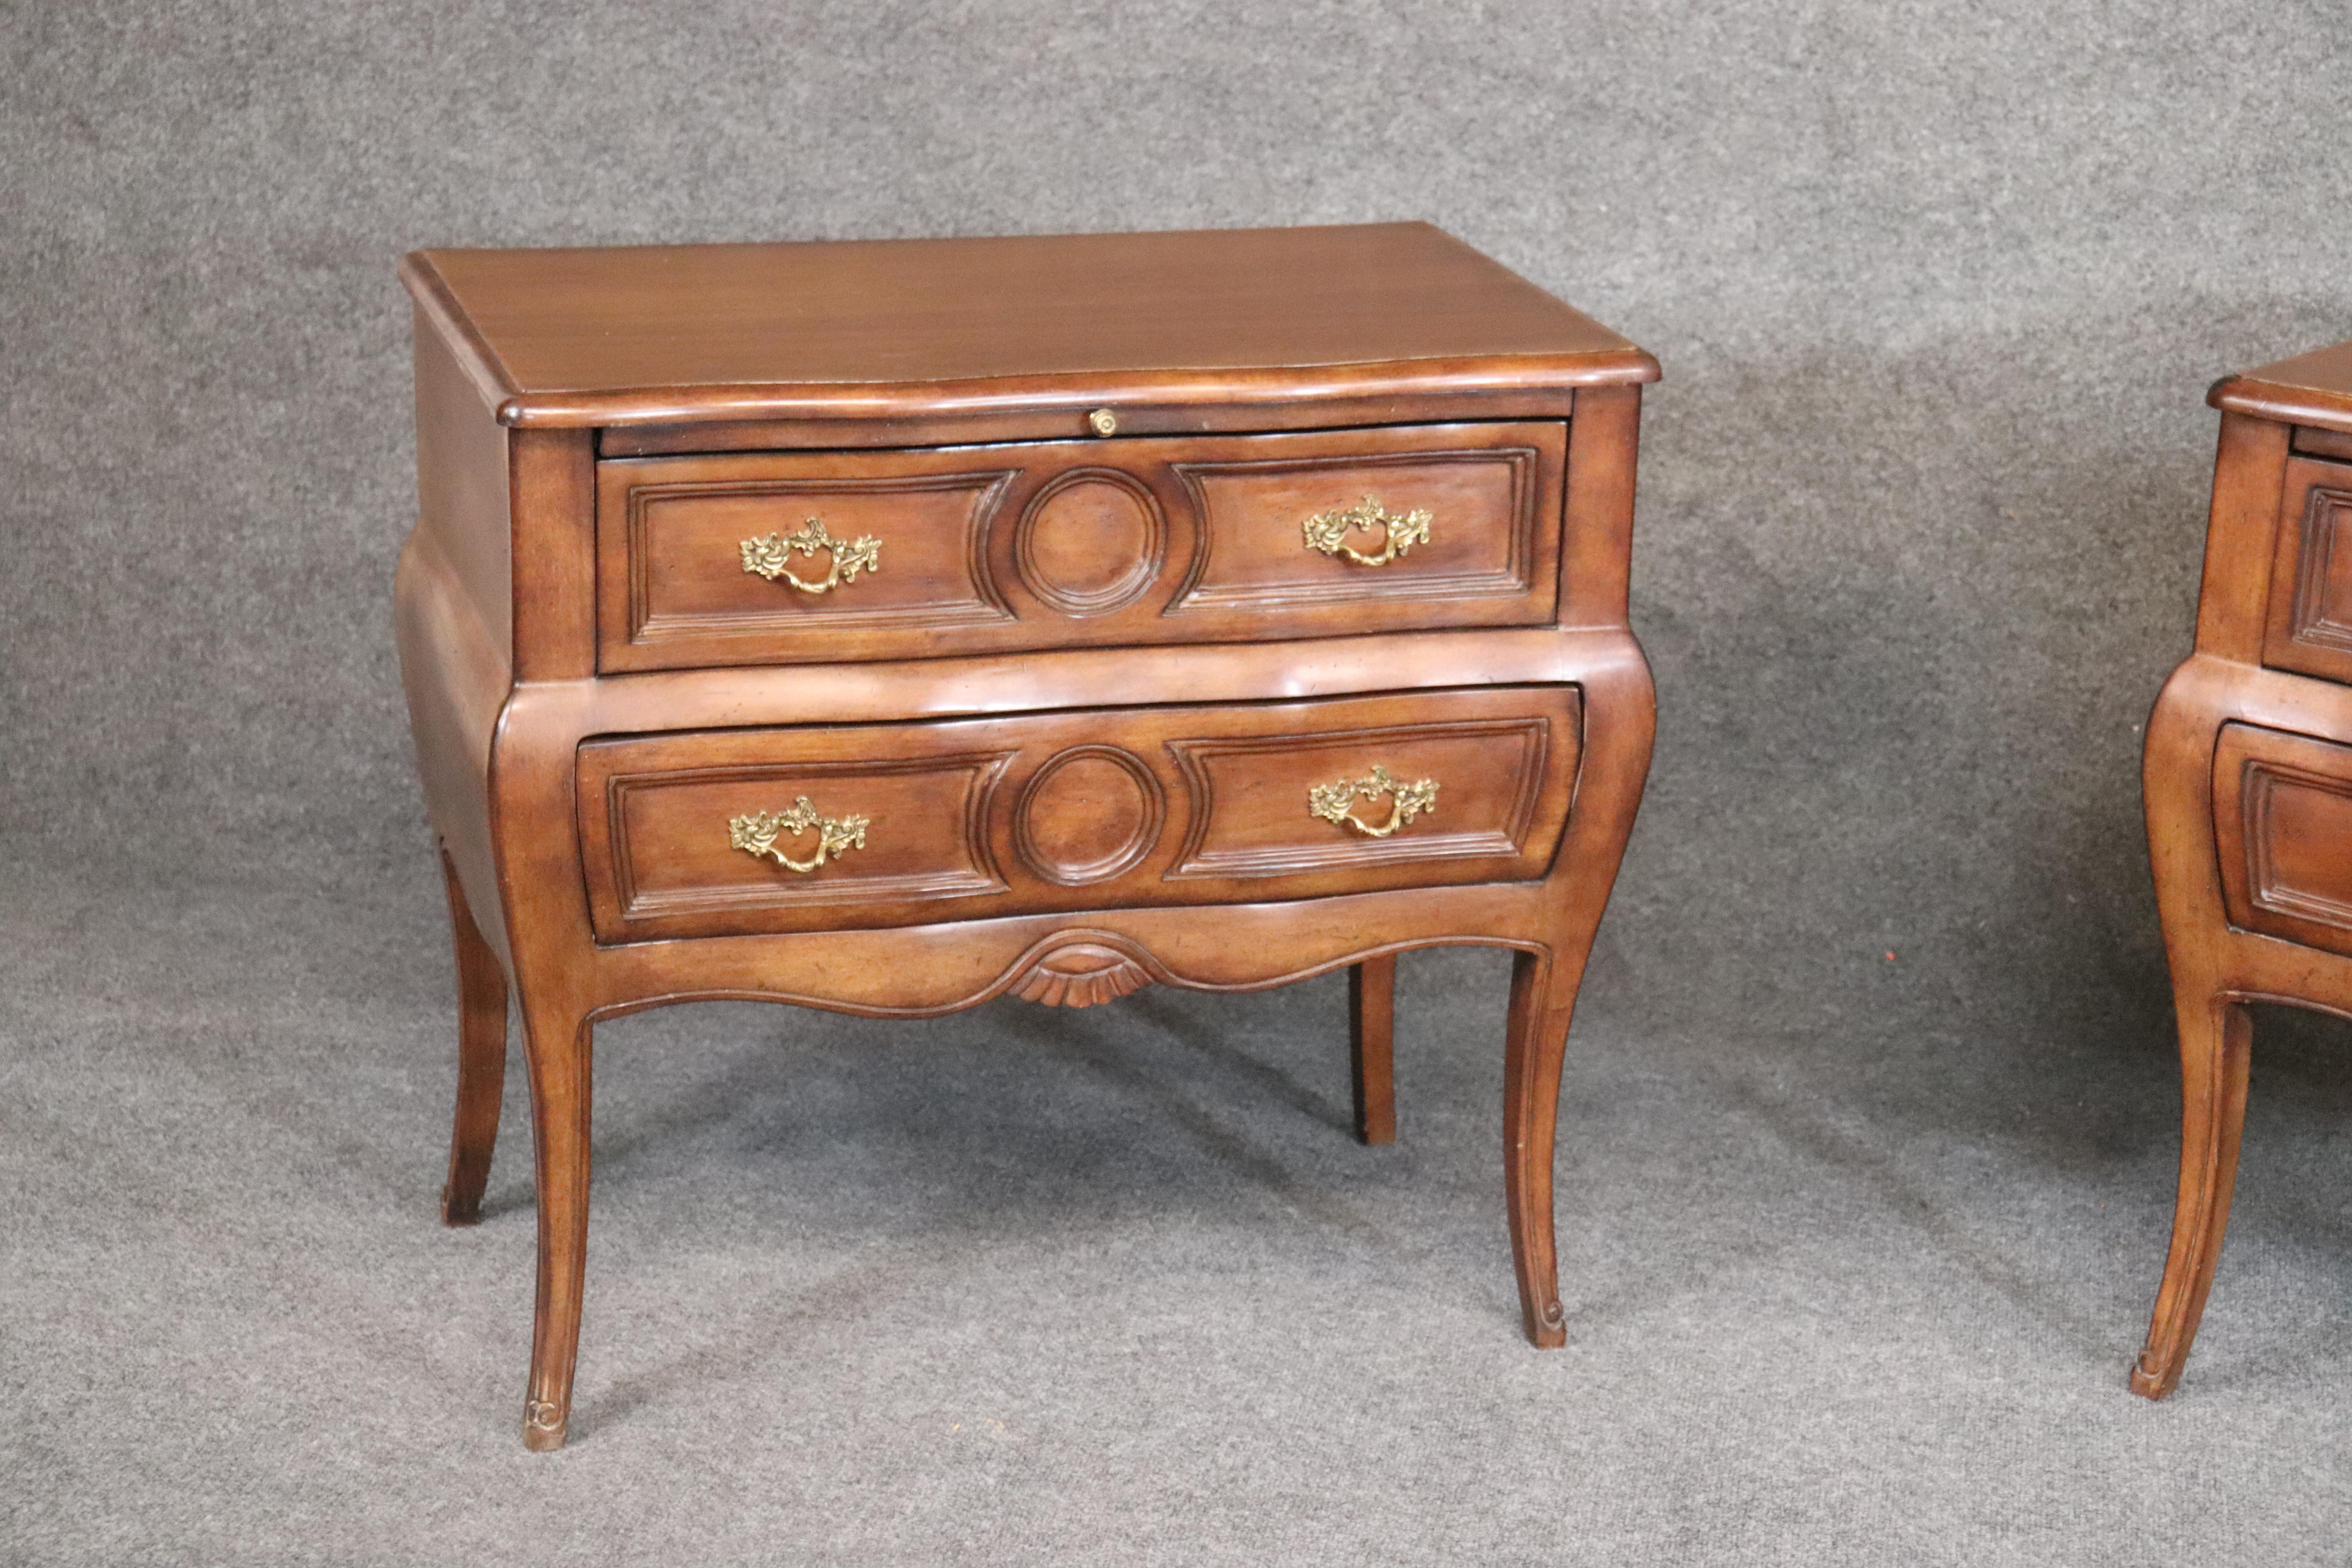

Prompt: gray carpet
[8,0,2352,1561]
[7,864,2351,1564]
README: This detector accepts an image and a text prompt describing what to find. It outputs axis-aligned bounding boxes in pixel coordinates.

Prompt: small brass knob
[1087,408,1118,437]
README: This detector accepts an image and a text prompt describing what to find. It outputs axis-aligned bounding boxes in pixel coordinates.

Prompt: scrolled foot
[1522,1294,1566,1350]
[523,1397,568,1451]
[2129,1350,2179,1401]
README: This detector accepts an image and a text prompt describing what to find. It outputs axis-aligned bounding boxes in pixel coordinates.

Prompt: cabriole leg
[1349,955,1397,1145]
[437,850,509,1227]
[2132,991,2253,1398]
[520,997,593,1450]
[1502,949,1578,1347]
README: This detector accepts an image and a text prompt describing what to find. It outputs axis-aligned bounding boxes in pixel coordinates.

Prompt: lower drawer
[577,685,1581,940]
[2215,722,2352,958]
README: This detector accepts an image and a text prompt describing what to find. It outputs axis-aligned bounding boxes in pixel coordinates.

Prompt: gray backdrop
[7,2,2352,1564]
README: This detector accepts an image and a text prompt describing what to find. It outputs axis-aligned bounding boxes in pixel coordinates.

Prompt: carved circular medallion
[1015,470,1165,615]
[1013,746,1164,886]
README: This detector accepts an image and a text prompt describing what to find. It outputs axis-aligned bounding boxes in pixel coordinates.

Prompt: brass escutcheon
[1300,496,1434,567]
[739,517,882,594]
[729,797,871,873]
[1308,764,1439,838]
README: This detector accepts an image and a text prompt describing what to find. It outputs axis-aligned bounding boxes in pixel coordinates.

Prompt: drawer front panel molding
[1165,720,1549,879]
[595,421,1564,671]
[1165,436,1542,615]
[576,685,1583,942]
[2260,455,2352,682]
[582,747,1016,934]
[2214,722,2352,958]
[599,454,1020,668]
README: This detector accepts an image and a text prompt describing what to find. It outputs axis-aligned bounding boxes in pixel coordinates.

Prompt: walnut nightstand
[2136,339,2352,1396]
[394,223,1660,1448]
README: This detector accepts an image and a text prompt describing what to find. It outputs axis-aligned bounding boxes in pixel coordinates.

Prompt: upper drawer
[594,422,1564,671]
[2260,454,2352,682]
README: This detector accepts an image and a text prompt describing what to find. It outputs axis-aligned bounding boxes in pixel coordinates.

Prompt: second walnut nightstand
[2136,338,2352,1397]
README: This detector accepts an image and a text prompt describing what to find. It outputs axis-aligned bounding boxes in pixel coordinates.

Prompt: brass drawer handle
[1301,496,1433,567]
[729,798,871,873]
[1308,764,1439,838]
[739,518,882,594]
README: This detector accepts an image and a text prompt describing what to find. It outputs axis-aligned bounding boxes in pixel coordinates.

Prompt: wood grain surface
[400,223,1658,429]
[2214,338,2352,435]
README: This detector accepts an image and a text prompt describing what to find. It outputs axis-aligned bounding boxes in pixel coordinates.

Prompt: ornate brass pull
[1301,496,1433,567]
[729,797,870,873]
[739,518,882,594]
[1308,764,1439,839]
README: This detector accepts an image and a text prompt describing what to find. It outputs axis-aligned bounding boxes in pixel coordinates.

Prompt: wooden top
[400,223,1656,428]
[2212,338,2352,434]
